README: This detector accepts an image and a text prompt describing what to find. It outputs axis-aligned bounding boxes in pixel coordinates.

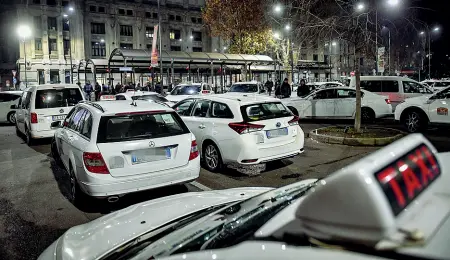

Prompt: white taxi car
[284,87,392,121]
[227,81,267,95]
[50,100,200,205]
[15,84,85,145]
[172,95,304,172]
[395,86,450,133]
[40,133,450,260]
[166,83,214,103]
[113,91,175,107]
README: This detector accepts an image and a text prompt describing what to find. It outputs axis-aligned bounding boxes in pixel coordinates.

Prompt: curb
[309,126,405,147]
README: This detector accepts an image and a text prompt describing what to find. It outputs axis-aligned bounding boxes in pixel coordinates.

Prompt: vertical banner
[377,47,386,74]
[151,25,159,67]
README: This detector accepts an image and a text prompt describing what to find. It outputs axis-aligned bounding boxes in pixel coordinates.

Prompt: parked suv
[50,100,200,205]
[14,84,85,145]
[0,91,22,124]
[349,76,433,110]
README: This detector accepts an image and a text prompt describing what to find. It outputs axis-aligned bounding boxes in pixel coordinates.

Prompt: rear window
[97,112,190,143]
[240,102,292,122]
[35,88,83,109]
[434,82,450,87]
[132,95,169,102]
[229,84,258,93]
[170,85,201,95]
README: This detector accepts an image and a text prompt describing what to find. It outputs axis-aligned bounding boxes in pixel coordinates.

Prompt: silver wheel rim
[9,113,16,124]
[69,171,76,201]
[406,112,420,132]
[205,145,219,170]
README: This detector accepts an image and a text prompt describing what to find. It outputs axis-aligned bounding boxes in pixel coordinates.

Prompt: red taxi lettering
[421,146,439,174]
[376,167,406,207]
[398,160,422,199]
[408,150,435,186]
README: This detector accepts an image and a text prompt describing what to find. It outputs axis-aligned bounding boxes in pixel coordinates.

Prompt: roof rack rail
[79,101,105,113]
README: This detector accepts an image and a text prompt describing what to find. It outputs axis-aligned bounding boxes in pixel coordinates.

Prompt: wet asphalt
[0,119,449,259]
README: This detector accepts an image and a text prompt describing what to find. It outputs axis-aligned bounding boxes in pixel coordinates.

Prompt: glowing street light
[285,24,291,31]
[63,13,68,17]
[433,27,440,32]
[420,31,425,35]
[190,35,193,39]
[356,3,365,11]
[387,0,400,6]
[274,4,282,13]
[273,32,281,39]
[17,25,31,88]
[100,39,105,43]
[332,41,337,46]
[68,6,74,12]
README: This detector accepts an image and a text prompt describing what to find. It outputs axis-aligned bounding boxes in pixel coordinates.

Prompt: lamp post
[420,26,440,79]
[157,0,163,85]
[17,25,31,88]
[63,6,75,83]
[382,26,391,75]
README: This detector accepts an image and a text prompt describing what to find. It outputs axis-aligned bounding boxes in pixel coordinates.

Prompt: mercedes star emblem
[59,109,64,113]
[276,122,281,128]
[149,141,155,148]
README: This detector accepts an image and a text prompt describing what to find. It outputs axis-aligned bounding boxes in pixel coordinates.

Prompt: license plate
[266,128,288,138]
[101,95,115,100]
[131,148,171,164]
[52,115,66,121]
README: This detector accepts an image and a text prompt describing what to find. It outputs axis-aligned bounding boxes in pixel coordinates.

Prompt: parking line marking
[190,181,212,191]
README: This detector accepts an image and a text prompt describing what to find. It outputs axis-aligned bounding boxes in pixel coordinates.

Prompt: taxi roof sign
[295,134,449,249]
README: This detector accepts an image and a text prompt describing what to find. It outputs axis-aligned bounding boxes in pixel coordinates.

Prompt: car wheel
[403,110,425,133]
[203,142,223,172]
[361,108,375,123]
[7,112,16,124]
[25,127,34,146]
[51,138,63,167]
[69,165,87,206]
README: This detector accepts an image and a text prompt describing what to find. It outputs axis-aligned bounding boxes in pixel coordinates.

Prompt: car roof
[118,91,159,97]
[231,81,260,85]
[25,84,81,91]
[177,83,202,86]
[191,94,281,106]
[79,100,173,116]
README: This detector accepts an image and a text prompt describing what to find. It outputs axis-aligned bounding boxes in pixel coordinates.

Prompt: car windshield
[102,181,317,260]
[35,88,83,109]
[229,84,258,93]
[170,85,201,95]
[97,112,190,143]
[131,94,169,102]
[241,102,292,122]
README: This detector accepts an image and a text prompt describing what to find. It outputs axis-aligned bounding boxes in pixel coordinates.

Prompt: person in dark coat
[280,78,291,98]
[94,82,101,101]
[297,79,309,97]
[265,79,274,96]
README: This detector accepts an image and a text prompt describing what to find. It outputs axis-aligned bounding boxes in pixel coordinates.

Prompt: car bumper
[78,159,200,197]
[30,129,55,139]
[219,126,305,165]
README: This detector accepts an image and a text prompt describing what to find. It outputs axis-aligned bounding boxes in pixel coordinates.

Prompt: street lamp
[63,6,75,84]
[274,4,282,13]
[285,24,291,31]
[273,32,281,40]
[190,35,193,39]
[17,25,31,88]
[420,25,441,79]
[356,3,365,11]
[332,41,337,46]
[387,0,400,6]
[382,26,391,75]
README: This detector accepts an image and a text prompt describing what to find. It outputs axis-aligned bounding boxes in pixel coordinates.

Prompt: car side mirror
[51,121,62,128]
[10,104,17,109]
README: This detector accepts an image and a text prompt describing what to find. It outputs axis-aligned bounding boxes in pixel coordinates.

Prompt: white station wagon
[50,100,200,205]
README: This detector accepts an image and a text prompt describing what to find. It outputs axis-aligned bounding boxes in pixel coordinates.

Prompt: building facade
[6,0,222,87]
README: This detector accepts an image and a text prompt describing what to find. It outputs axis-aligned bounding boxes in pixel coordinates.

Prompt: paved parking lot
[0,119,449,259]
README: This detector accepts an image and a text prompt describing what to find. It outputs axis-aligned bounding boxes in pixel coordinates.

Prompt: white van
[14,84,84,145]
[349,76,433,110]
[0,91,22,124]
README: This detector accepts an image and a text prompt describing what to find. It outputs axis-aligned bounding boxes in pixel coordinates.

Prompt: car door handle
[198,124,206,129]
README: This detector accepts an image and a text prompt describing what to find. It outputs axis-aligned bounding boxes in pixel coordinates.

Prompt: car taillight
[385,99,391,104]
[228,122,265,134]
[288,115,300,126]
[30,112,38,124]
[189,140,199,161]
[83,152,109,174]
[202,90,209,94]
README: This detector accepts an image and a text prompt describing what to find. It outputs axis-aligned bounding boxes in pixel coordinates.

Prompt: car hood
[166,94,195,102]
[39,187,272,260]
[403,94,433,105]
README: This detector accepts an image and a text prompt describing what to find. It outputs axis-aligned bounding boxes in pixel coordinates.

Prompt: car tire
[202,142,223,172]
[25,127,34,146]
[69,165,87,207]
[361,107,375,123]
[51,138,63,168]
[7,112,16,124]
[287,106,299,116]
[402,110,427,133]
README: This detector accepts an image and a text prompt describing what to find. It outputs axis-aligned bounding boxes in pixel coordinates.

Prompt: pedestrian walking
[265,79,274,96]
[296,79,309,97]
[84,81,93,101]
[94,82,101,101]
[280,78,291,99]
